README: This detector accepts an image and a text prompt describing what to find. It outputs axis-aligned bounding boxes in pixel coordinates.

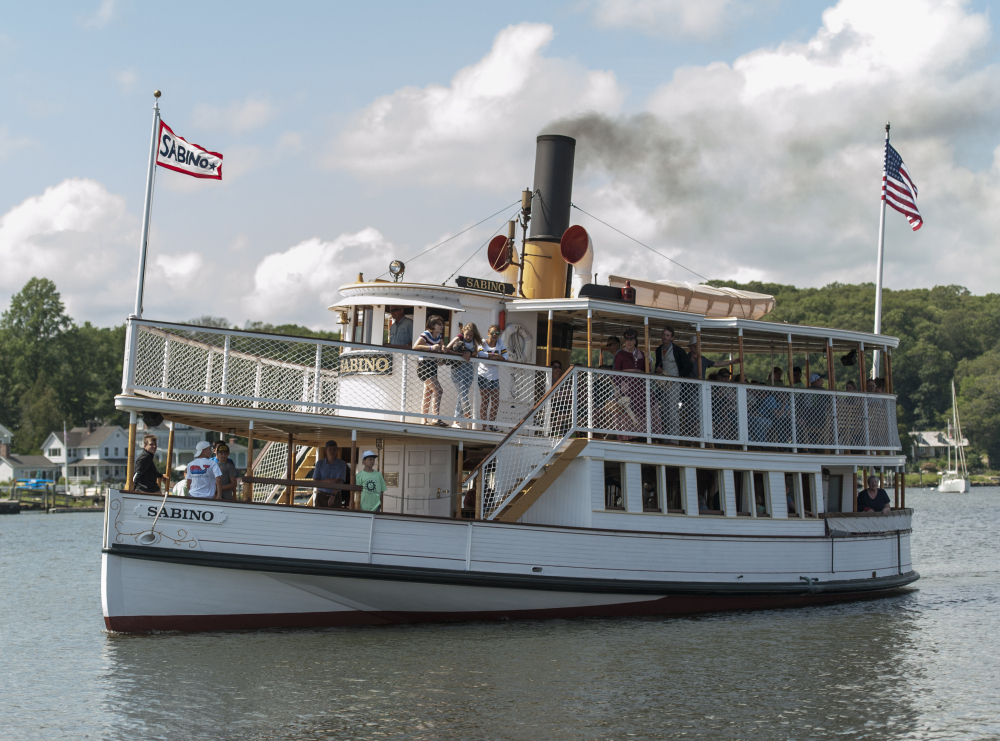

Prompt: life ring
[502,323,534,364]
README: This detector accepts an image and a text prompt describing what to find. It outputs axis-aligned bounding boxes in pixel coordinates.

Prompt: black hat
[215,443,230,453]
[623,328,638,340]
[324,440,338,448]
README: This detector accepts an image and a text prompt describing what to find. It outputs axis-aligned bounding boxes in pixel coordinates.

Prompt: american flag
[882,142,922,231]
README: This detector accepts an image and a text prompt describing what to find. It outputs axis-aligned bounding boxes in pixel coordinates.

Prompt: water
[2,490,998,741]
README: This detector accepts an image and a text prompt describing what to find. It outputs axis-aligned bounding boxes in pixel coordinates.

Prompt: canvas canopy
[608,276,775,319]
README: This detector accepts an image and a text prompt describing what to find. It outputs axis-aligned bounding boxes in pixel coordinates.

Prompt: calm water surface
[2,489,998,740]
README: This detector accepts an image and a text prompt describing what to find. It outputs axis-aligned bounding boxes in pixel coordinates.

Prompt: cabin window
[800,473,817,517]
[114,447,119,456]
[696,468,723,515]
[826,474,843,513]
[784,473,802,517]
[48,448,59,457]
[664,466,684,513]
[734,470,752,516]
[604,461,625,510]
[641,464,660,512]
[753,472,771,517]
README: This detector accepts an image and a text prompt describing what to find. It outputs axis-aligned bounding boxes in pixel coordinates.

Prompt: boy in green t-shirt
[356,451,387,512]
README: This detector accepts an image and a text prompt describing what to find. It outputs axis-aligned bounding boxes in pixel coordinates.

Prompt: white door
[381,445,405,514]
[403,445,453,517]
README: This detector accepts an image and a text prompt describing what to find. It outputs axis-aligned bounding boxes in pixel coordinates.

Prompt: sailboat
[938,381,970,493]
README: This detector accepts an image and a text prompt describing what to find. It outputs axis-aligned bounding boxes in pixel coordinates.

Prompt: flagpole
[133,90,162,319]
[872,121,889,381]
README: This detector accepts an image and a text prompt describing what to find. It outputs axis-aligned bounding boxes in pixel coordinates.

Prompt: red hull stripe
[105,590,905,633]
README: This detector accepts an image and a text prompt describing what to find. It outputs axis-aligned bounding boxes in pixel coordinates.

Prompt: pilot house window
[604,461,624,510]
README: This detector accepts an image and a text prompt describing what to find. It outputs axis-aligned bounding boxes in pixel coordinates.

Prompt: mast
[133,91,162,319]
[872,122,890,379]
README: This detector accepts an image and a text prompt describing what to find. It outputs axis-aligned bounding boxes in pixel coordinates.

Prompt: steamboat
[102,135,915,632]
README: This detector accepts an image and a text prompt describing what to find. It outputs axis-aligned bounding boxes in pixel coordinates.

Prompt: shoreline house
[910,430,969,461]
[0,425,59,482]
[42,425,130,483]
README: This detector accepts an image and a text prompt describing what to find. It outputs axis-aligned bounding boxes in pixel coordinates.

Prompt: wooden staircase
[492,438,588,522]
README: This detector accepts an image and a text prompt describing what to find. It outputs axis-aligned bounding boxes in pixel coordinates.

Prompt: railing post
[645,376,652,443]
[471,358,481,429]
[160,337,171,400]
[789,387,798,452]
[737,385,749,450]
[400,350,408,423]
[253,362,262,410]
[203,347,214,404]
[572,371,579,431]
[313,343,322,407]
[700,382,713,447]
[587,368,594,438]
[831,392,840,454]
[220,334,231,406]
[863,395,872,451]
[122,317,138,395]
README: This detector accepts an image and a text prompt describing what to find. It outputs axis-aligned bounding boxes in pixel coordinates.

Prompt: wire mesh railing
[466,366,901,520]
[124,318,551,431]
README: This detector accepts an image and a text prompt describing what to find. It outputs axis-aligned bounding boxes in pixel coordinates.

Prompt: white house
[136,421,247,473]
[911,430,969,461]
[0,441,58,483]
[42,425,130,483]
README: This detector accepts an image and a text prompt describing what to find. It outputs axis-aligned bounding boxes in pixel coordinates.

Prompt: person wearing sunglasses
[477,325,507,431]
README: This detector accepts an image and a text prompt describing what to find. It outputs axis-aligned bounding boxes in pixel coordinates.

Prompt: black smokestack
[529,134,576,242]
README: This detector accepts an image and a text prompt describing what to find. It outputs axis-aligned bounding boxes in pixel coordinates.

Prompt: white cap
[362,450,377,459]
[195,440,212,453]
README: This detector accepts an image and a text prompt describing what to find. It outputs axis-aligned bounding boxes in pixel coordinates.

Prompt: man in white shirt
[186,440,222,499]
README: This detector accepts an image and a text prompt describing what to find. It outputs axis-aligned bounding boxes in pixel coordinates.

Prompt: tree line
[2,277,999,467]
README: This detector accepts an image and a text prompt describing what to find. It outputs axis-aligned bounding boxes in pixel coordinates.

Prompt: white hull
[938,476,970,493]
[102,490,917,632]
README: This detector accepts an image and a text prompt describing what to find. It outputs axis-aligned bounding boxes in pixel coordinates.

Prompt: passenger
[613,328,647,441]
[875,377,887,393]
[313,439,349,508]
[866,379,877,393]
[707,371,720,381]
[718,368,733,381]
[414,315,449,427]
[133,434,166,494]
[653,326,692,438]
[355,450,386,513]
[785,480,797,515]
[604,336,621,366]
[448,322,481,429]
[793,367,804,388]
[477,325,507,432]
[387,306,413,348]
[687,336,740,379]
[857,475,892,513]
[186,441,222,500]
[551,360,564,382]
[845,380,858,392]
[213,442,240,501]
[768,366,784,385]
[809,373,826,389]
[755,491,767,516]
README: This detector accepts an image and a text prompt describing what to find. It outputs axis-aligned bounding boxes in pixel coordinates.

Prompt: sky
[1,0,999,330]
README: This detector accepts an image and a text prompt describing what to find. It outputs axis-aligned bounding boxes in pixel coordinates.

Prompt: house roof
[0,454,56,468]
[911,430,969,447]
[0,422,12,442]
[45,425,125,449]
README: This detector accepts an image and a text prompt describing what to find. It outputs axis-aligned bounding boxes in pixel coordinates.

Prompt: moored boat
[102,135,917,632]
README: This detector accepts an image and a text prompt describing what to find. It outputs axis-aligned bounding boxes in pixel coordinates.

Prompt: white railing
[466,366,901,520]
[122,318,551,431]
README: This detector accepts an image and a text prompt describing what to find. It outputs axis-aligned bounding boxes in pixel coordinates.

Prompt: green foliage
[243,320,341,341]
[955,347,1000,470]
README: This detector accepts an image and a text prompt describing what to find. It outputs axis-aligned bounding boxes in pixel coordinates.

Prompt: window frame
[695,468,725,516]
[640,464,661,512]
[603,460,625,511]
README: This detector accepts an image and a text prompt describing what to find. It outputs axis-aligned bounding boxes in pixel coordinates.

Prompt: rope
[570,203,709,283]
[443,206,522,285]
[377,200,520,280]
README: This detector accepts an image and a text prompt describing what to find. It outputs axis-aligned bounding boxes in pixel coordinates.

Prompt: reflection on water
[3,490,999,740]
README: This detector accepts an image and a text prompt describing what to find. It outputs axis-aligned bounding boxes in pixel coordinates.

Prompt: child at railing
[414,315,464,427]
[478,325,507,432]
[448,323,482,429]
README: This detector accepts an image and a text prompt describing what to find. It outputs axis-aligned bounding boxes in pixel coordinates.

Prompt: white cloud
[154,252,204,288]
[114,69,138,93]
[191,96,276,136]
[584,0,746,39]
[83,0,116,28]
[0,127,37,161]
[545,0,1000,292]
[245,228,397,322]
[325,23,624,191]
[0,179,136,320]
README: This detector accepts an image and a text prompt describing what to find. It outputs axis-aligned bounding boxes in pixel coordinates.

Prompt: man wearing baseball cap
[186,440,222,500]
[355,450,386,512]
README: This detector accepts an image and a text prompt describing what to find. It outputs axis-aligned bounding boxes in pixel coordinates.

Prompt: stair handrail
[461,365,578,489]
